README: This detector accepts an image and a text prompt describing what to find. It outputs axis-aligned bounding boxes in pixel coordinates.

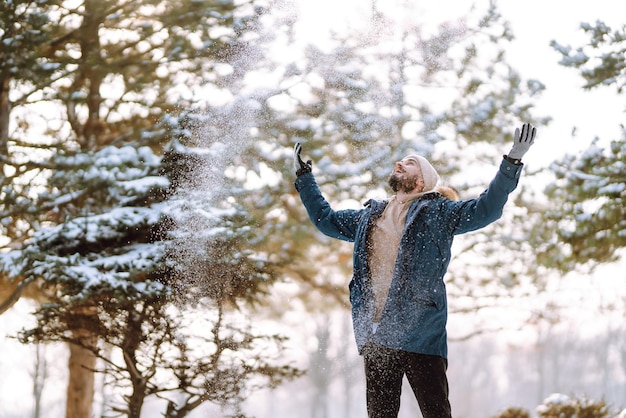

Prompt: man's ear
[416,179,425,193]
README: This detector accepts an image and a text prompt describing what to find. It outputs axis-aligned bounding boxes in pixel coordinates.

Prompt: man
[293,123,537,418]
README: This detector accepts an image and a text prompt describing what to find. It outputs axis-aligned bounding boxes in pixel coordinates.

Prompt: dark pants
[363,343,452,418]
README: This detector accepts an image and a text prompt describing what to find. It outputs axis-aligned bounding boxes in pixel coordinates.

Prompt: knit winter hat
[403,155,440,192]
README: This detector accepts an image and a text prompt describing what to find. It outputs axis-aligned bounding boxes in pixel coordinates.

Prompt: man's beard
[388,172,419,193]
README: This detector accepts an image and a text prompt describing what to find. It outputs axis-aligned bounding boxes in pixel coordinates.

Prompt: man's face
[388,157,425,193]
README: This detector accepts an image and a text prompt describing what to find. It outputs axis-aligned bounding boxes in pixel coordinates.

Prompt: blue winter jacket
[294,158,523,359]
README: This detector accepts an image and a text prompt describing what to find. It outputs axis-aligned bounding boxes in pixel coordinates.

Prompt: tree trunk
[124,307,147,418]
[32,343,48,418]
[0,76,9,159]
[65,323,97,418]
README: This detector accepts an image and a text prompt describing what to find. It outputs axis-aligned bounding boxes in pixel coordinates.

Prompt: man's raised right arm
[293,143,361,242]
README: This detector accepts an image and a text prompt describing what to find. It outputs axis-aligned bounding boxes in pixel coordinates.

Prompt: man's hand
[294,143,312,176]
[507,123,537,162]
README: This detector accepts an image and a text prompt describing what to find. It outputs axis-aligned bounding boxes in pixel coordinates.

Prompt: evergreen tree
[1,1,301,417]
[545,21,626,269]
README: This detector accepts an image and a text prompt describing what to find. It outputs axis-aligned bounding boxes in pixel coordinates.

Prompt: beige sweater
[367,194,420,322]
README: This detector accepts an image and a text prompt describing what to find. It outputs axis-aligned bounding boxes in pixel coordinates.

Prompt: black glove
[507,123,537,163]
[293,143,312,176]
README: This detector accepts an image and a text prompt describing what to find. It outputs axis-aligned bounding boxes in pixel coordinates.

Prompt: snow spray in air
[162,2,295,305]
[165,97,262,305]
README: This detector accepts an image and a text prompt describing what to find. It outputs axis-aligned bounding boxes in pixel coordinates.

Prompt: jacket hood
[435,186,459,201]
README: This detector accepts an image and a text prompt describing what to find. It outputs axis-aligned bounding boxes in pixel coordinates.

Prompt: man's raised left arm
[451,123,537,234]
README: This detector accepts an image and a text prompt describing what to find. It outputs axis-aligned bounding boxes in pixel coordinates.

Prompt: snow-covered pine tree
[545,21,626,269]
[0,1,301,417]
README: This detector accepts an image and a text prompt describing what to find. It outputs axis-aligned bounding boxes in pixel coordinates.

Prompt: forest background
[0,0,625,417]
